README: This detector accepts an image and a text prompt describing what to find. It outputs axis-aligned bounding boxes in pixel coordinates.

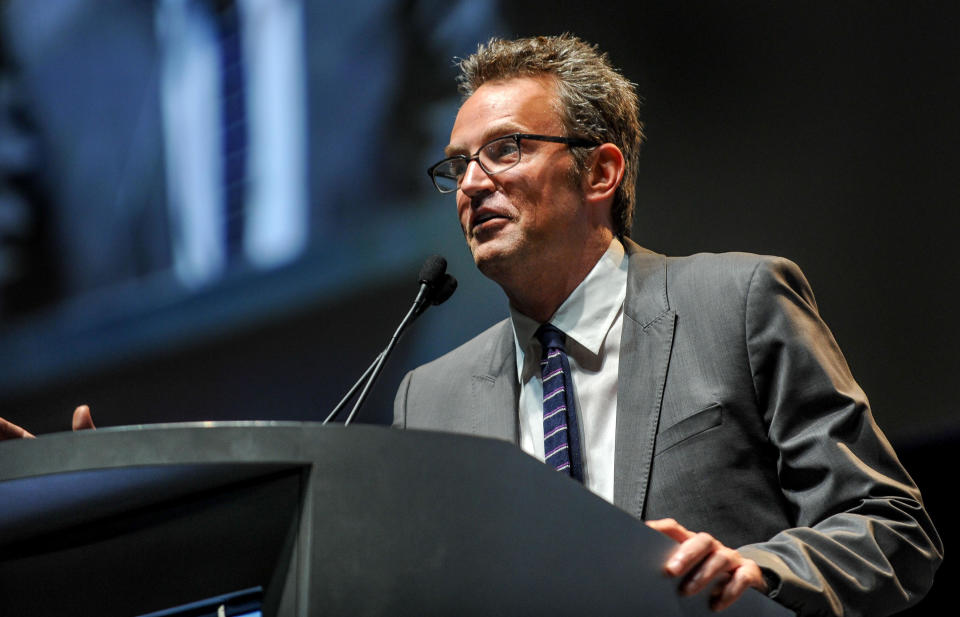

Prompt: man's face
[447,77,592,284]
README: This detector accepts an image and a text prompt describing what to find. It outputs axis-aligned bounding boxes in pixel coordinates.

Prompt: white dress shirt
[511,238,628,503]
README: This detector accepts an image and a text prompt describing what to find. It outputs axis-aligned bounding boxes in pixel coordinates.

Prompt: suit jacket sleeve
[734,257,942,617]
[394,371,412,429]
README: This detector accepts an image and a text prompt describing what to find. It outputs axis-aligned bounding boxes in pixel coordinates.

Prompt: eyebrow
[444,123,526,157]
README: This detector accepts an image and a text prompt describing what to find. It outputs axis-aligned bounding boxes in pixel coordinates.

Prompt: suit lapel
[614,241,677,519]
[470,320,520,443]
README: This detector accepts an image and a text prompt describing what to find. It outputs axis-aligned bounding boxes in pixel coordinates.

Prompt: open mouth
[472,212,508,232]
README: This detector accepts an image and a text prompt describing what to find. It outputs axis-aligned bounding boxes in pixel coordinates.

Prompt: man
[393,35,941,616]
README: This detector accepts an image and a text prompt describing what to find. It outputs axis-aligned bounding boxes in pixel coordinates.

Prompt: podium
[0,423,793,616]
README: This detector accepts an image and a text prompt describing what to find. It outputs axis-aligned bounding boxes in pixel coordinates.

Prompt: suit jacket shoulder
[664,250,814,312]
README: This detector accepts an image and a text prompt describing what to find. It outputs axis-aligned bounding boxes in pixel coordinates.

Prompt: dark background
[1,2,955,614]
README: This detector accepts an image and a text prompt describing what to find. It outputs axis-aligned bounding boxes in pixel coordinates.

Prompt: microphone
[433,274,458,305]
[420,255,448,285]
[323,255,458,425]
[412,255,450,317]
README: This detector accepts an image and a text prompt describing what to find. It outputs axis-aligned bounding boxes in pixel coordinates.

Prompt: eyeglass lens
[433,135,522,192]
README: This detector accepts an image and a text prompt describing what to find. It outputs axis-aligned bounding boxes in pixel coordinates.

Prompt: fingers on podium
[73,405,96,431]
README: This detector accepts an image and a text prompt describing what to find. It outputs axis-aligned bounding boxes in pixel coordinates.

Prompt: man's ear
[583,143,625,205]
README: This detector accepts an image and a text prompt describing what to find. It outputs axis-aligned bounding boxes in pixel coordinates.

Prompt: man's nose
[459,158,493,196]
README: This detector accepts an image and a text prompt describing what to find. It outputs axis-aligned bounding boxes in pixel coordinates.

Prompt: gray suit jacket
[394,240,941,617]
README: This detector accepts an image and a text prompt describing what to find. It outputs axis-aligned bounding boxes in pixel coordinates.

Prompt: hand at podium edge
[72,404,96,431]
[0,404,96,441]
[0,416,34,439]
[646,517,767,612]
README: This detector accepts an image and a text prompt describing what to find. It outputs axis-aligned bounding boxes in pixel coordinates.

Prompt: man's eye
[485,140,520,162]
[443,159,467,178]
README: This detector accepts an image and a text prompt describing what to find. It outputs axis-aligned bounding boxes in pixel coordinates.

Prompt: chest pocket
[654,403,723,456]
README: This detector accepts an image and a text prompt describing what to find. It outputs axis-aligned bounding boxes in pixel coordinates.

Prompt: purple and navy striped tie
[536,324,584,483]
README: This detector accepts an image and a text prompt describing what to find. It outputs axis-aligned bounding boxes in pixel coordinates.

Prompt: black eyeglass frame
[426,133,600,194]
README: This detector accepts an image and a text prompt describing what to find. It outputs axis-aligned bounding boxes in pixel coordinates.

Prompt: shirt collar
[510,238,628,381]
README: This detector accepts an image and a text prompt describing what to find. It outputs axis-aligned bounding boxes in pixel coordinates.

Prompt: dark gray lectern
[0,423,793,616]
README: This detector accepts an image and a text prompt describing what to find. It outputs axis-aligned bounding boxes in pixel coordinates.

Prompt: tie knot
[535,323,567,352]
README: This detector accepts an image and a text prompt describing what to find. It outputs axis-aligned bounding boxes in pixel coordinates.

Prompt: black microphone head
[418,255,447,287]
[432,274,458,305]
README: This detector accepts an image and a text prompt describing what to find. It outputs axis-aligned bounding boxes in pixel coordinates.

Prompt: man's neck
[504,234,615,323]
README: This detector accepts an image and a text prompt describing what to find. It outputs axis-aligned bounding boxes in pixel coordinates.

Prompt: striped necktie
[536,324,584,483]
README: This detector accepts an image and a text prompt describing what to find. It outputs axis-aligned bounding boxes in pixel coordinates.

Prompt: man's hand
[0,405,95,441]
[0,416,34,439]
[646,518,767,611]
[72,404,95,431]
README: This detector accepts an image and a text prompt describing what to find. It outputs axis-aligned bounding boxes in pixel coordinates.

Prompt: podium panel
[0,423,793,616]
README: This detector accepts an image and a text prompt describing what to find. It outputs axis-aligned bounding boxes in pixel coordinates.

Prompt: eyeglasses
[426,133,599,194]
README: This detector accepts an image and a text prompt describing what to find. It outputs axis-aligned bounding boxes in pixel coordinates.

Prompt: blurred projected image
[0,0,501,388]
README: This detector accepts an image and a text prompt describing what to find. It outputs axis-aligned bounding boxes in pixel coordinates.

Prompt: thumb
[645,518,695,543]
[72,405,96,431]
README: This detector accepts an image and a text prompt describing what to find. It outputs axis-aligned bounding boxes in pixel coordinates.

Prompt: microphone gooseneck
[324,255,457,426]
